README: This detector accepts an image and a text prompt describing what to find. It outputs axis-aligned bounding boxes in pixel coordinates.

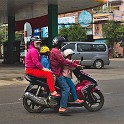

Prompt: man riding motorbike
[49,36,80,114]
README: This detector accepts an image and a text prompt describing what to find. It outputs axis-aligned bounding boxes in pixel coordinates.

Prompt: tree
[120,42,124,48]
[102,21,123,57]
[59,25,87,42]
[0,25,8,42]
[117,25,124,43]
[59,26,69,40]
[0,42,2,58]
[0,25,23,58]
[0,25,8,58]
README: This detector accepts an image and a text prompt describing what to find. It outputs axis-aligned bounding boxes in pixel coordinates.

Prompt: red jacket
[49,48,77,76]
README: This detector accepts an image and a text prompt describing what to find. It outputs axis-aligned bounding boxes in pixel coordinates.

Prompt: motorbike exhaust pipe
[24,92,46,106]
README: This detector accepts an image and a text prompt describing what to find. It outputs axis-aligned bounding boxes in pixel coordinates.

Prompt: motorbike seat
[25,75,47,83]
[25,75,60,90]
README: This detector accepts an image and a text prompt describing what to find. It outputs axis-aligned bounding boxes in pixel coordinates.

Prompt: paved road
[0,58,124,124]
[0,79,124,124]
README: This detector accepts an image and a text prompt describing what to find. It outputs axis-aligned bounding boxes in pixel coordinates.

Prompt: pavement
[0,63,27,87]
[0,58,124,87]
[0,58,124,124]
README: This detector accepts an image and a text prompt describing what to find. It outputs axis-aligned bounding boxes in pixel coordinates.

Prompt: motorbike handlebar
[76,66,84,70]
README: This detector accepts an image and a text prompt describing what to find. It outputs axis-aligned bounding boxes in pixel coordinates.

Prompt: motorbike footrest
[67,102,84,107]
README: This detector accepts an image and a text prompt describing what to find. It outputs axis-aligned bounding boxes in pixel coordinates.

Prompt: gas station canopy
[0,0,104,24]
[0,0,104,64]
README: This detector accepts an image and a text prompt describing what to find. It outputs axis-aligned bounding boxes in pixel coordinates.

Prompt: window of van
[77,43,106,52]
[77,44,92,52]
[61,43,75,51]
[92,44,106,51]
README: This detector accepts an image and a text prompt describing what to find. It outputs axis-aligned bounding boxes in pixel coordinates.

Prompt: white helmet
[63,49,74,57]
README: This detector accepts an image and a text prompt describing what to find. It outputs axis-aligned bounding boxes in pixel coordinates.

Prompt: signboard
[58,16,75,29]
[58,16,75,25]
[86,28,93,35]
[41,27,48,38]
[24,22,32,44]
[78,11,92,27]
[113,10,124,21]
[41,16,76,38]
[34,28,41,38]
[24,22,32,58]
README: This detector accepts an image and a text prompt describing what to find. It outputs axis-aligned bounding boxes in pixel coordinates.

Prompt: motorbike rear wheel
[84,90,104,112]
[23,88,45,113]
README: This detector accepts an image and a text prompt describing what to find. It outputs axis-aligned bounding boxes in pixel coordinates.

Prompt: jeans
[56,76,70,108]
[65,77,78,101]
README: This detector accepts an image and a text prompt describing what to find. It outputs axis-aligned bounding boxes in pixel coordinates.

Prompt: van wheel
[94,60,104,69]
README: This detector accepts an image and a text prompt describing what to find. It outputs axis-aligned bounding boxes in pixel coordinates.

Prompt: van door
[75,43,94,65]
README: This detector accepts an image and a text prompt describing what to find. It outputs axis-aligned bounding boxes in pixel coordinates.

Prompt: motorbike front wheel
[23,88,45,113]
[84,90,104,112]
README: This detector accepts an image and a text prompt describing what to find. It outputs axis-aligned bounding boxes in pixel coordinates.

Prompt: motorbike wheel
[23,88,45,113]
[84,90,104,112]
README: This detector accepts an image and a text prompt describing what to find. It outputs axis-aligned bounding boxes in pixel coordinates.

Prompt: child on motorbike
[62,49,84,103]
[25,37,59,97]
[40,46,56,83]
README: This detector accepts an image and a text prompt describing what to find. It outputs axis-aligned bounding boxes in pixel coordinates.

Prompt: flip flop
[74,99,84,103]
[59,109,71,116]
[51,93,60,97]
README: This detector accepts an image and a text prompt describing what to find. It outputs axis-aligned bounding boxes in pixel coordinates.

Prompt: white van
[61,42,110,69]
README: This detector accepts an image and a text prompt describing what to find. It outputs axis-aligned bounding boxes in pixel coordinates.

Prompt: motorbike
[22,66,104,113]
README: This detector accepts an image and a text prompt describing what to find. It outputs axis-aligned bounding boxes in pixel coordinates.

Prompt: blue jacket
[40,55,51,70]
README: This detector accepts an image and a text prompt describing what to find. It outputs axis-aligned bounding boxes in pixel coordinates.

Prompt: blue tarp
[94,39,106,43]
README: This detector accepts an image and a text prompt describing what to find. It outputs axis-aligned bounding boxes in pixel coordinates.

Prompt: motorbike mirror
[61,48,66,52]
[80,57,83,65]
[81,57,83,62]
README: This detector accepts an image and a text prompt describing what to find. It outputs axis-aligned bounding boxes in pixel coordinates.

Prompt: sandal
[74,99,84,103]
[59,109,70,116]
[51,93,60,97]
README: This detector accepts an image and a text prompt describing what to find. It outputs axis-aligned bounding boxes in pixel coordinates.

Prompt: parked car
[61,42,110,69]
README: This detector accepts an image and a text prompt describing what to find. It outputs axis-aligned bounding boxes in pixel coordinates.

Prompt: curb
[110,58,124,61]
[0,78,28,87]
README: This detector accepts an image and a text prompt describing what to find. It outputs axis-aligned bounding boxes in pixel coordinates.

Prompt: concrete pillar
[7,0,15,64]
[48,4,58,49]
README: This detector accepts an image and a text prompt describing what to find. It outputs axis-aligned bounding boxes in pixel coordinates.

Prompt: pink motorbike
[23,67,104,113]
